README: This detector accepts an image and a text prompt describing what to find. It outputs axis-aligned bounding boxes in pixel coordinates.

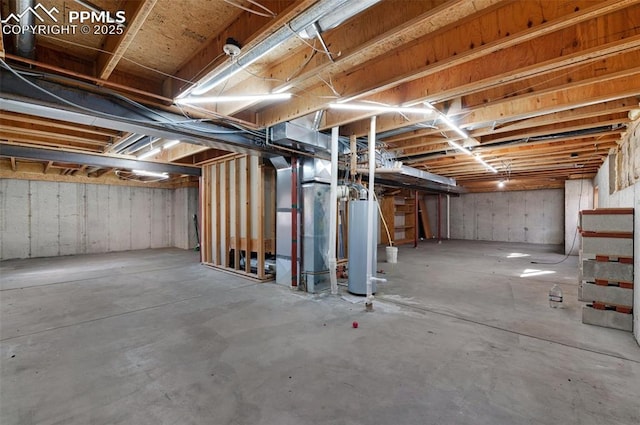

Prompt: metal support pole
[437,193,442,242]
[365,116,376,310]
[291,156,298,287]
[329,127,339,295]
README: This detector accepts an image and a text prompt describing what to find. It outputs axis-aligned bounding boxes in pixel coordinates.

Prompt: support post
[365,116,376,310]
[329,127,339,295]
[291,156,298,287]
[437,193,442,242]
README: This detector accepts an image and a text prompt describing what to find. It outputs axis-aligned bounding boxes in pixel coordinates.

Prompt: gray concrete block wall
[448,189,564,244]
[592,155,638,344]
[0,179,198,260]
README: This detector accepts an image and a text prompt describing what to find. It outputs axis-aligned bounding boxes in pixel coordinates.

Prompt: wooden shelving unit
[380,189,417,246]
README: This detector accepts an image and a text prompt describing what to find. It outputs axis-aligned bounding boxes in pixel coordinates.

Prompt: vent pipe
[14,0,36,59]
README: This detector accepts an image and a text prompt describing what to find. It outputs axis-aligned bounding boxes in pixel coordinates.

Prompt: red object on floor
[352,321,359,328]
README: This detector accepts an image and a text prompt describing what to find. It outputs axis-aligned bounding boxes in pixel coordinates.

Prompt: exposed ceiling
[1,0,639,191]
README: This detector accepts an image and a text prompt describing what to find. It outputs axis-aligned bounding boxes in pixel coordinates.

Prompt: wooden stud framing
[234,158,241,271]
[257,164,265,279]
[245,158,252,274]
[214,163,221,265]
[224,159,231,268]
[199,154,274,281]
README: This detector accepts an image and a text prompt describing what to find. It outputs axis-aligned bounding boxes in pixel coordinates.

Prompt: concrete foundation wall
[593,156,639,344]
[172,187,199,250]
[0,179,198,260]
[448,189,564,244]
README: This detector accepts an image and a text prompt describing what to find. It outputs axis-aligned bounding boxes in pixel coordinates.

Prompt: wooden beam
[335,26,640,134]
[97,0,158,80]
[258,0,636,128]
[0,111,119,138]
[10,157,16,171]
[465,68,640,127]
[5,51,168,103]
[0,123,111,147]
[0,160,195,188]
[0,21,5,59]
[216,0,497,116]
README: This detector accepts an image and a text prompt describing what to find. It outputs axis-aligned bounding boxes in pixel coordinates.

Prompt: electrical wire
[37,34,196,85]
[1,59,264,138]
[223,0,276,18]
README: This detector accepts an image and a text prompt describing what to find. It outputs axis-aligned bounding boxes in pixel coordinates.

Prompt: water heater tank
[348,200,378,295]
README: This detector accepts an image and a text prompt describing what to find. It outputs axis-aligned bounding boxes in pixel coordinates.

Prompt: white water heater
[348,199,378,295]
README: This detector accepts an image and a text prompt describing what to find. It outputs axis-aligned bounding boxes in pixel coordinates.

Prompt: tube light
[175,93,292,105]
[137,147,161,159]
[132,170,169,179]
[163,139,180,149]
[447,140,472,156]
[476,157,498,173]
[438,114,469,139]
[329,103,433,114]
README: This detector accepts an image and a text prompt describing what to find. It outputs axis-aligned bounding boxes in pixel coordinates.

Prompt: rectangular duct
[270,122,332,153]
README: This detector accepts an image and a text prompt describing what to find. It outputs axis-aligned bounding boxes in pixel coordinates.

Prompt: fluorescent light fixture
[190,45,280,95]
[132,170,169,179]
[428,102,498,174]
[163,139,180,149]
[447,140,472,156]
[273,84,294,94]
[476,157,498,173]
[175,93,292,105]
[439,114,469,139]
[447,141,497,173]
[329,103,433,114]
[184,0,381,97]
[137,147,161,160]
[424,102,469,139]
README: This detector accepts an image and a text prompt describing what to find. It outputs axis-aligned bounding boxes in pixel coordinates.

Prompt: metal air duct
[14,0,36,59]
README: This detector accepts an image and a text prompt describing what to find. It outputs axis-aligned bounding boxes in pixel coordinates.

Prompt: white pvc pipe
[365,116,377,307]
[329,127,339,295]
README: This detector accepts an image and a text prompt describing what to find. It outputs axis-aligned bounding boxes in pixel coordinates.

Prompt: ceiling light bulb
[498,180,505,188]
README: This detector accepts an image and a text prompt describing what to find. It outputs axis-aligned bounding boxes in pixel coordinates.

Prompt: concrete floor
[1,241,638,425]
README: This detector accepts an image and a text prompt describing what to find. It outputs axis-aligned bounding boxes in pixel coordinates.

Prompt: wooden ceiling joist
[97,0,159,80]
